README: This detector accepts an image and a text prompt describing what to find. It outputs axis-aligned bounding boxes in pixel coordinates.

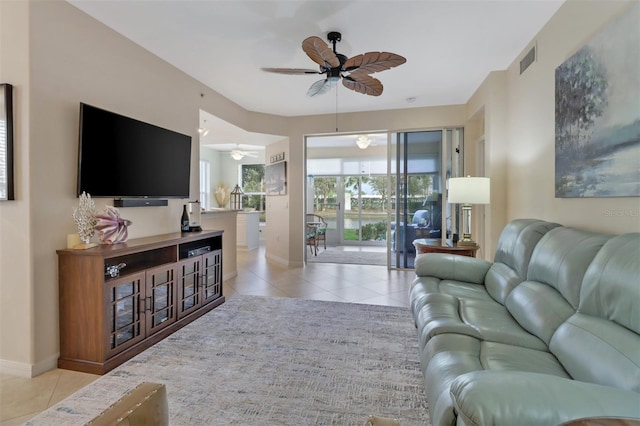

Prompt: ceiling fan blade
[342,73,383,96]
[261,67,320,75]
[302,36,340,69]
[344,52,406,74]
[307,78,337,97]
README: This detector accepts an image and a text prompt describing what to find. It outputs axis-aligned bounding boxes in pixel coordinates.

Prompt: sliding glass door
[342,175,388,245]
[309,174,388,246]
[389,128,463,269]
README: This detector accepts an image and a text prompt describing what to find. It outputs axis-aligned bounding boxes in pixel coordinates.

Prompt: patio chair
[306,214,327,255]
[307,223,319,256]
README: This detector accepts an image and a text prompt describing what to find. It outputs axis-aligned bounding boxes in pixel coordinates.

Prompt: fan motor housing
[327,31,342,43]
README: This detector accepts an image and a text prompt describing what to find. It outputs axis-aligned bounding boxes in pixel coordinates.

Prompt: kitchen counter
[200,209,238,280]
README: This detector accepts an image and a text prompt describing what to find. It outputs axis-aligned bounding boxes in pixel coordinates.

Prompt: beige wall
[0,1,289,376]
[467,0,639,236]
[0,0,33,372]
[1,0,638,375]
[466,71,509,259]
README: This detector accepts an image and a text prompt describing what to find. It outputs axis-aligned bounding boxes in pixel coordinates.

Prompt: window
[240,164,266,221]
[199,160,210,209]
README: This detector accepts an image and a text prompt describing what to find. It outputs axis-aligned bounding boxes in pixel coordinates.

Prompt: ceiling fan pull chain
[335,86,339,132]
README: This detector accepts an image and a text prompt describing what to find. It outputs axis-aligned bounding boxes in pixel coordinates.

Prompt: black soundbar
[113,198,168,207]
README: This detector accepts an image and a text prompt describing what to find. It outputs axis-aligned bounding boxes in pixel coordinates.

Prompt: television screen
[77,103,192,198]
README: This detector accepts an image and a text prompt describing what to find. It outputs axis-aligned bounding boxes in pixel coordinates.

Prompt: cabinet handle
[140,296,152,313]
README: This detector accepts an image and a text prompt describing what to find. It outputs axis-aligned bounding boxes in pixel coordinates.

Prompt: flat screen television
[77,103,192,199]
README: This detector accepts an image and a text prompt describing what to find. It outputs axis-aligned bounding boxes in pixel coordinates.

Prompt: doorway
[306,134,388,265]
[310,175,388,246]
[305,129,463,268]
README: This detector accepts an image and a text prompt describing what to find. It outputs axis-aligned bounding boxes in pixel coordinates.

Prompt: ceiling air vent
[520,44,536,75]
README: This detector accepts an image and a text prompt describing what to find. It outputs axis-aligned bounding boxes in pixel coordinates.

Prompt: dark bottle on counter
[181,205,190,231]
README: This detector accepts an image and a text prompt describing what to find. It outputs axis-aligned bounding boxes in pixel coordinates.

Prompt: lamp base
[457,234,478,247]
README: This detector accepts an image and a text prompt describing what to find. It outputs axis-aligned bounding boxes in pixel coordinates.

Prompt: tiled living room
[1,245,417,424]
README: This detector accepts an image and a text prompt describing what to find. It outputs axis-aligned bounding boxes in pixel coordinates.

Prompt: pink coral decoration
[94,206,133,244]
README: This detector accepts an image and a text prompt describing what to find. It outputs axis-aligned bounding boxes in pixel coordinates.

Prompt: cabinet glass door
[146,264,177,334]
[177,257,200,319]
[202,250,222,303]
[107,272,145,356]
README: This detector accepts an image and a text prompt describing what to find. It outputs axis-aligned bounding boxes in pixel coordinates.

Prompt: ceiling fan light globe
[356,136,371,149]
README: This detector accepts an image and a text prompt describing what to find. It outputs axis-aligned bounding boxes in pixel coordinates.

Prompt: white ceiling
[199,113,284,151]
[68,0,564,119]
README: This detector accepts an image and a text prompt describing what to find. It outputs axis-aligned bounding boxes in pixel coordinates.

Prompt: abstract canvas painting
[555,3,640,198]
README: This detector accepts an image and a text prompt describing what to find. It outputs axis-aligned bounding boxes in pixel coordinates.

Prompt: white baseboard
[223,271,238,282]
[0,353,58,378]
[265,252,303,268]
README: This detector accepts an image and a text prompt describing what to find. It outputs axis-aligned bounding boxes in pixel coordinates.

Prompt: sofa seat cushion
[422,334,569,377]
[480,341,569,376]
[415,293,548,352]
[421,334,570,426]
[410,276,493,318]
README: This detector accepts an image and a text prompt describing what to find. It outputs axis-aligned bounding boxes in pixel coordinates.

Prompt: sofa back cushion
[526,227,612,309]
[505,227,611,345]
[579,233,640,333]
[549,233,640,392]
[485,219,561,304]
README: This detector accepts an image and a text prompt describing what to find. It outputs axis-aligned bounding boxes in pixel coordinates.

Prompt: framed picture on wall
[265,161,286,196]
[555,3,640,198]
[1,83,14,201]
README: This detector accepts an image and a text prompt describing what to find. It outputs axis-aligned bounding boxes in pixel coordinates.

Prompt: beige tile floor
[1,244,415,424]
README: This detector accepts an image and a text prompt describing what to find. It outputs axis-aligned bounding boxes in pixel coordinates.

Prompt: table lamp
[448,176,490,247]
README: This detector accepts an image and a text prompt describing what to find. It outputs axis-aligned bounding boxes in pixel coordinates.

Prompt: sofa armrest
[415,253,491,285]
[450,371,640,426]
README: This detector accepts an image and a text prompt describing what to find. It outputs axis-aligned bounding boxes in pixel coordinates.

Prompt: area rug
[27,296,430,425]
[309,246,388,266]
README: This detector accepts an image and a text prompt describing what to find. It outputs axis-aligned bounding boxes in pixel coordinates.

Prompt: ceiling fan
[230,145,259,161]
[262,31,406,97]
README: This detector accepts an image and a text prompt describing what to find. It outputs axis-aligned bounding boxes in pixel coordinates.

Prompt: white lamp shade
[448,177,490,204]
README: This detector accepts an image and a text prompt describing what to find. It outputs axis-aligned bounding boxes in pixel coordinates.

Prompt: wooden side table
[413,238,479,258]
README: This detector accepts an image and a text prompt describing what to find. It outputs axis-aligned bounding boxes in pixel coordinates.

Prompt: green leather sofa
[409,219,640,425]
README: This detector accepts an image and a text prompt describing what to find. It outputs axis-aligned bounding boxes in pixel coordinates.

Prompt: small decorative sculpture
[72,192,98,249]
[215,183,230,208]
[95,206,132,244]
[230,184,244,210]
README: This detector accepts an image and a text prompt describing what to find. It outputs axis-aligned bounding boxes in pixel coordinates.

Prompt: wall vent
[520,44,536,75]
